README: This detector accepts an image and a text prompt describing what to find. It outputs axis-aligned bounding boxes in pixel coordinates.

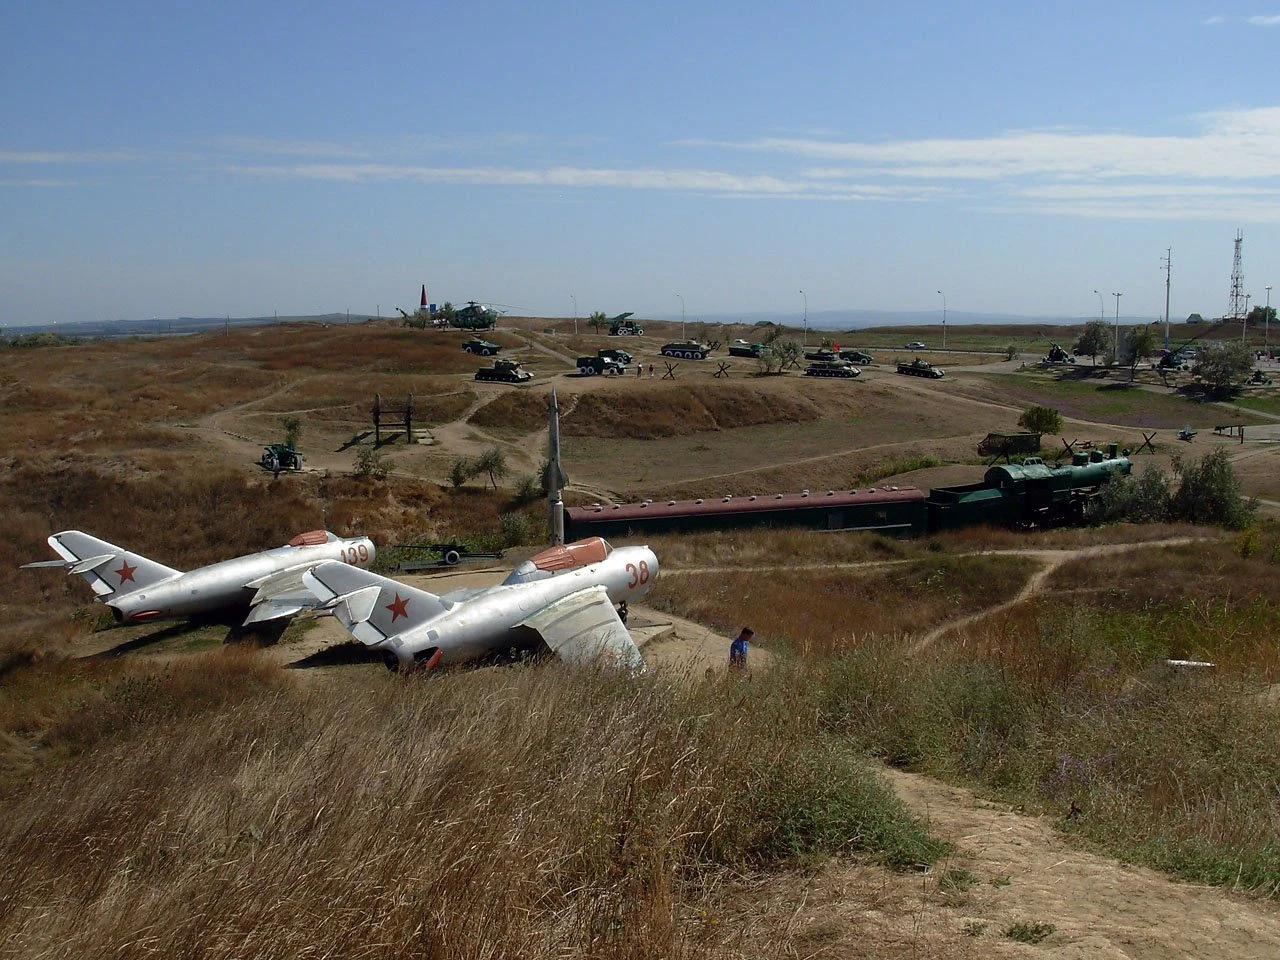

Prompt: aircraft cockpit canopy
[501,537,612,586]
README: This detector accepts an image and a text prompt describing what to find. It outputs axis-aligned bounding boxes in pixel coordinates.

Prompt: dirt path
[729,766,1280,958]
[909,538,1198,653]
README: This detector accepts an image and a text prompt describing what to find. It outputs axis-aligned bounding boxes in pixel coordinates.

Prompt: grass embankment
[0,654,944,958]
[651,530,1280,897]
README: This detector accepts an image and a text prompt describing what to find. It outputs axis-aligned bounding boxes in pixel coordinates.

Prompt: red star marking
[115,559,137,584]
[386,593,410,622]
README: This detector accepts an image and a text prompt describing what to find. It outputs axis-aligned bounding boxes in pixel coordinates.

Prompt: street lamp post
[937,290,947,350]
[570,293,577,335]
[799,289,807,346]
[1112,292,1122,359]
[1266,285,1273,357]
[1093,289,1104,322]
[676,294,685,340]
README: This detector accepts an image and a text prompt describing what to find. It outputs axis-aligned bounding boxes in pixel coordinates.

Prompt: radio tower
[1228,230,1245,320]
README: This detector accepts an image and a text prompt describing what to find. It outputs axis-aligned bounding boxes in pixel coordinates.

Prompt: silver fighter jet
[303,536,657,671]
[23,529,376,625]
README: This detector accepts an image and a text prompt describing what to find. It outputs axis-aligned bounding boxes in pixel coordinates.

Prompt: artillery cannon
[259,442,303,474]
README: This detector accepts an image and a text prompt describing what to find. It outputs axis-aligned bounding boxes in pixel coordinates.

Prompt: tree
[474,447,508,489]
[588,311,608,335]
[1193,341,1253,393]
[448,457,475,489]
[281,416,302,449]
[1073,320,1110,365]
[1017,405,1063,435]
[1122,325,1159,380]
[433,302,456,325]
[1247,304,1276,326]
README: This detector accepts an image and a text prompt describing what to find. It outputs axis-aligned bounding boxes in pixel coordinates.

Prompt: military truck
[598,347,634,366]
[259,442,303,474]
[462,336,500,355]
[608,313,644,336]
[804,359,860,378]
[576,355,625,376]
[896,357,945,379]
[660,340,710,360]
[475,359,533,383]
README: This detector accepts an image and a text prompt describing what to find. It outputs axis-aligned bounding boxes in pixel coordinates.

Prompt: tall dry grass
[0,656,944,959]
[652,532,1280,896]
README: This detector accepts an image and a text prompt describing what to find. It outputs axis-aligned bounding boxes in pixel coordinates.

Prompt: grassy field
[4,319,1280,955]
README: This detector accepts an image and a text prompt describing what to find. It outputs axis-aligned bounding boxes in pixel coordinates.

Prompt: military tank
[896,357,945,379]
[804,359,860,378]
[475,359,533,383]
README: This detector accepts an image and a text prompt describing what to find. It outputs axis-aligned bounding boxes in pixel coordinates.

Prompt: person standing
[729,626,753,672]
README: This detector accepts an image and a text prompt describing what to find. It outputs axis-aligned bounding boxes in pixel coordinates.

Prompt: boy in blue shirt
[729,626,753,672]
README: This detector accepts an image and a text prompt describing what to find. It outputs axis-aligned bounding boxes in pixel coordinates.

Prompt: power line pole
[1229,229,1245,321]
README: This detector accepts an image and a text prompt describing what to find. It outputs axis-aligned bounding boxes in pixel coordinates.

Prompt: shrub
[448,457,476,489]
[1169,449,1255,529]
[498,511,531,547]
[352,447,389,480]
[1018,405,1063,435]
[1098,464,1170,523]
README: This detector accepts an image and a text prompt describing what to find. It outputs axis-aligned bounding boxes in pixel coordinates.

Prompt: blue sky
[3,2,1280,327]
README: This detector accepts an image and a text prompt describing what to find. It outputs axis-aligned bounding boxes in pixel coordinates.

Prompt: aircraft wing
[242,563,325,624]
[519,584,645,671]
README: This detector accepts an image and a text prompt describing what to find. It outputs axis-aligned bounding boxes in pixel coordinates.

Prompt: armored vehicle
[660,340,710,360]
[896,357,945,379]
[728,340,766,358]
[576,355,625,376]
[804,359,860,378]
[462,336,500,355]
[475,359,533,383]
[839,349,874,364]
[260,442,303,473]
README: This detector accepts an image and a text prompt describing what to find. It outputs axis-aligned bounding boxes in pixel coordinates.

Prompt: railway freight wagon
[565,487,927,540]
[565,448,1131,540]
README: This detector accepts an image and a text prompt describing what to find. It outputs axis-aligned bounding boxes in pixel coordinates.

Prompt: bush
[1098,464,1171,523]
[1018,405,1063,435]
[498,511,531,547]
[1169,449,1255,529]
[448,457,476,489]
[352,447,390,480]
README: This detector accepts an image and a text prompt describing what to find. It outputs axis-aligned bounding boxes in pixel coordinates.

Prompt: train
[564,446,1131,540]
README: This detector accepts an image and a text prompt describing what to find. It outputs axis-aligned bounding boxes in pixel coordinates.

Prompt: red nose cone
[420,284,427,307]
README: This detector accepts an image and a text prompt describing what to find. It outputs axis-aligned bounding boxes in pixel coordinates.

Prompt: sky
[3,2,1280,327]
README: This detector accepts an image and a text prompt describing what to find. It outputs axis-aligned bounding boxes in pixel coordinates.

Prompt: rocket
[420,284,428,308]
[548,389,567,545]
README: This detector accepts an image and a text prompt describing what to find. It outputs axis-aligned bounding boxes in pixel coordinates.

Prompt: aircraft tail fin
[304,562,447,646]
[37,531,181,597]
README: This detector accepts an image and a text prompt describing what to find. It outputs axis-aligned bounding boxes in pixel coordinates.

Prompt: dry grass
[0,659,943,959]
[649,555,1028,655]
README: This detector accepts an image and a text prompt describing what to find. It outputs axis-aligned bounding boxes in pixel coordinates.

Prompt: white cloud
[227,161,952,202]
[0,178,79,187]
[1245,15,1280,26]
[1202,15,1226,25]
[0,150,141,163]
